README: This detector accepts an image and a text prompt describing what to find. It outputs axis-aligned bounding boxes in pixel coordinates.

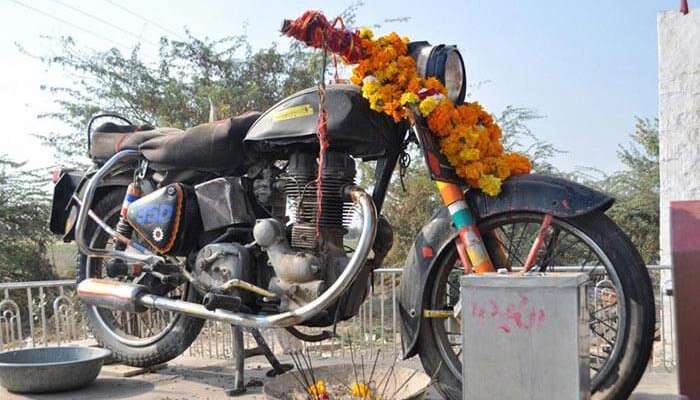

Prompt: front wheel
[415,211,655,400]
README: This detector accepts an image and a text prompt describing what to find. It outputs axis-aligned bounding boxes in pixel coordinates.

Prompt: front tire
[415,211,655,400]
[76,188,205,367]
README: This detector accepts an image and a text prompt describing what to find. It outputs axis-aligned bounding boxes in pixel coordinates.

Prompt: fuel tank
[244,84,403,159]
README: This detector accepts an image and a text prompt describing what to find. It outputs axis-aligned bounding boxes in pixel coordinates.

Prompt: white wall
[658,9,700,266]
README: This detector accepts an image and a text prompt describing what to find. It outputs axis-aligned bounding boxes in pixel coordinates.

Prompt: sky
[0,0,669,174]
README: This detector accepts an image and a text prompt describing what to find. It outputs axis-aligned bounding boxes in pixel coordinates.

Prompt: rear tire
[415,211,655,400]
[76,188,205,367]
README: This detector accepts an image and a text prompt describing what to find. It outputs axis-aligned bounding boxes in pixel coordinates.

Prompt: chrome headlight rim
[409,42,467,104]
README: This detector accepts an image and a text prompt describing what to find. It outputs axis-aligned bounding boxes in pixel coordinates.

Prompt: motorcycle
[49,34,654,400]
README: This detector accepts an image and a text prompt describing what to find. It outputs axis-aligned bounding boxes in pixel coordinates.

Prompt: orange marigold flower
[427,102,455,135]
[495,157,512,179]
[407,77,422,93]
[487,124,502,141]
[455,103,480,127]
[505,153,532,175]
[460,161,485,181]
[424,77,447,95]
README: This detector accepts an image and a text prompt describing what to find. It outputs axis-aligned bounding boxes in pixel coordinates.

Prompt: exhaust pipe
[78,186,378,329]
[77,279,149,313]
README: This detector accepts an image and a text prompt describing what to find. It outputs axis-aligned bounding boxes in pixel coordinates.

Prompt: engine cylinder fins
[284,151,357,249]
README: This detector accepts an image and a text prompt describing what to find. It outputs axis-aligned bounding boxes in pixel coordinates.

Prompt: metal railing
[0,279,85,350]
[0,266,676,369]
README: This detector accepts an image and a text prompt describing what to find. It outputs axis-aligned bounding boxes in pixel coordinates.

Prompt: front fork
[408,108,496,275]
[436,181,553,275]
[434,181,495,274]
[409,106,553,276]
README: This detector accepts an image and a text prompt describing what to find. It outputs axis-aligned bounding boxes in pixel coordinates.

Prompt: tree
[25,34,323,165]
[580,118,659,264]
[0,155,55,282]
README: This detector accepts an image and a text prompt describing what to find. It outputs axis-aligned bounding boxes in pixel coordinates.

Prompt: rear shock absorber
[113,182,141,251]
[107,162,146,278]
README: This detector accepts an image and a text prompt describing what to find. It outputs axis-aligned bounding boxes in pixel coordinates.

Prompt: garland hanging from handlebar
[282,11,531,196]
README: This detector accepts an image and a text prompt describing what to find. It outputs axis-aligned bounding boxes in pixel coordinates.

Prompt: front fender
[398,174,613,358]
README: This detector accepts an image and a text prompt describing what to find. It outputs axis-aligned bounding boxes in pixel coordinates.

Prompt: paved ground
[1,355,679,399]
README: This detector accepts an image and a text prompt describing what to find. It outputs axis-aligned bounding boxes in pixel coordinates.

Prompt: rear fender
[398,174,614,358]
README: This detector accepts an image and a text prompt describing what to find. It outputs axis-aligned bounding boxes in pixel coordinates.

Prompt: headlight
[409,42,467,104]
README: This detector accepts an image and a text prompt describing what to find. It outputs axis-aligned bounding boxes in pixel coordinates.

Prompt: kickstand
[248,328,294,377]
[225,325,293,397]
[226,325,247,396]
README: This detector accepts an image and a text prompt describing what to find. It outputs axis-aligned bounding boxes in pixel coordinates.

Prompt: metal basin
[0,346,112,393]
[264,364,431,400]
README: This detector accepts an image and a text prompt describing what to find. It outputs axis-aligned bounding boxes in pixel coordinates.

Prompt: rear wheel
[76,189,204,367]
[415,211,655,400]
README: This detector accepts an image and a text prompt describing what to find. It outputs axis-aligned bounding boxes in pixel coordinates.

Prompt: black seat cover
[91,112,261,170]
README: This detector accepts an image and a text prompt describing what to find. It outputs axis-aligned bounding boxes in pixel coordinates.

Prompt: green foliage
[0,155,56,281]
[26,33,323,165]
[498,106,559,174]
[574,118,659,263]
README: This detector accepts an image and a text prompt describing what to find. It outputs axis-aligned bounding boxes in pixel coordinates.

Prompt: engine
[284,151,357,251]
[182,150,390,326]
[247,151,360,319]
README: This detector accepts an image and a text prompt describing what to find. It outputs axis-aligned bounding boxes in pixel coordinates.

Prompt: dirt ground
[0,354,680,400]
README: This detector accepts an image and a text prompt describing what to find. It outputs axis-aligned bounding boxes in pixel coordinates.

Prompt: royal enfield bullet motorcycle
[50,36,654,399]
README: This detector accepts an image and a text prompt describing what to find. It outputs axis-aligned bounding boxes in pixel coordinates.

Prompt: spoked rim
[86,205,183,347]
[429,213,626,392]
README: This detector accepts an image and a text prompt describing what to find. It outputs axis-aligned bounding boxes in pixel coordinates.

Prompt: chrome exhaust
[77,279,149,313]
[78,185,378,329]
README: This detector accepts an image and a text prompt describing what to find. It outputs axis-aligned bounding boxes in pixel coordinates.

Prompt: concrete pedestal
[461,273,589,400]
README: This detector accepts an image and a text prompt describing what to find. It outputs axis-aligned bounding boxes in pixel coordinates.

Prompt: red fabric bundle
[281,10,364,63]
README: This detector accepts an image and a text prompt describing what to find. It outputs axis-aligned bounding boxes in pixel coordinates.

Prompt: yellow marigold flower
[307,380,328,397]
[419,94,443,117]
[350,382,372,398]
[359,27,373,39]
[361,76,381,99]
[400,92,419,105]
[459,148,480,161]
[478,174,503,196]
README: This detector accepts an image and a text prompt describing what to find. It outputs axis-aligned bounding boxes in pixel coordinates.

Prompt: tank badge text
[273,104,314,121]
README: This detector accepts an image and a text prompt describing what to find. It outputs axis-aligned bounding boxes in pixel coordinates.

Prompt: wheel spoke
[511,223,531,266]
[491,232,527,267]
[538,227,561,270]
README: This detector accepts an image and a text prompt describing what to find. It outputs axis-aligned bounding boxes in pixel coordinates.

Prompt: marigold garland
[348,28,532,196]
[283,12,532,196]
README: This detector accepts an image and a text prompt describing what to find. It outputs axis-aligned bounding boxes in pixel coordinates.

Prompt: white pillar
[658,9,700,266]
[658,8,700,368]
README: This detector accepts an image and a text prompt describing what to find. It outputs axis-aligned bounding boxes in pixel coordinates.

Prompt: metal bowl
[0,346,112,393]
